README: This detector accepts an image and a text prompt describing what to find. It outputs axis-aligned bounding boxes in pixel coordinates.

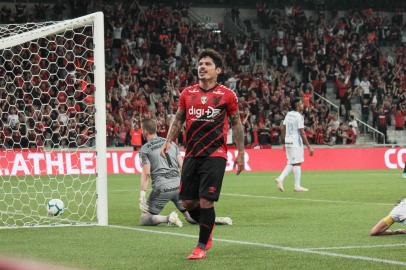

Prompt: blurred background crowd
[0,0,405,149]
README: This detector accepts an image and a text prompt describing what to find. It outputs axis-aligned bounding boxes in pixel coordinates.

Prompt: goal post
[0,12,108,227]
[93,13,108,226]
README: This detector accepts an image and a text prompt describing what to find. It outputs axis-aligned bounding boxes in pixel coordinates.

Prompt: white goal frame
[0,12,108,226]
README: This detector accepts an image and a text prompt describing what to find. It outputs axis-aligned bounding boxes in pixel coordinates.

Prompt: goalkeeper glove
[139,190,148,213]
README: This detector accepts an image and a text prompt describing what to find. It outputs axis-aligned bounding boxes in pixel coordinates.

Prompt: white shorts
[390,199,406,224]
[285,146,304,165]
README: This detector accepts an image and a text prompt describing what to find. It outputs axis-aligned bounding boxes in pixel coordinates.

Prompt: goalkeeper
[138,119,232,227]
[370,197,406,236]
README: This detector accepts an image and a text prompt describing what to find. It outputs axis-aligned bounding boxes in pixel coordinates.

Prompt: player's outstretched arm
[160,108,186,157]
[231,112,245,175]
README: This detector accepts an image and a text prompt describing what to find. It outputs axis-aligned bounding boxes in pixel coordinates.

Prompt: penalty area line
[109,225,406,267]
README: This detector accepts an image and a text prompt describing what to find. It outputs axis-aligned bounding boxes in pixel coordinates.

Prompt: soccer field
[1,170,406,270]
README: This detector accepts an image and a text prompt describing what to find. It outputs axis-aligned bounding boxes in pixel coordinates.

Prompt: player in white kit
[275,98,314,192]
[370,198,406,236]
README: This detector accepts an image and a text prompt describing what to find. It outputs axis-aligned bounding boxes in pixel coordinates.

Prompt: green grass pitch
[1,170,406,270]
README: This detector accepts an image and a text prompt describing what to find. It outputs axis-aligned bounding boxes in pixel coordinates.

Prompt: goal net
[0,12,107,227]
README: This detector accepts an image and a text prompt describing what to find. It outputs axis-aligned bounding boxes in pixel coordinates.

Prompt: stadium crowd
[256,2,406,144]
[0,1,405,149]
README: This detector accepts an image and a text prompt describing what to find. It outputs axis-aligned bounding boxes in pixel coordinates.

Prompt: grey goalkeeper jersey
[138,137,181,189]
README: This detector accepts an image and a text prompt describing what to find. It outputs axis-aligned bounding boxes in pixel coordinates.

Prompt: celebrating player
[275,98,314,192]
[160,48,245,260]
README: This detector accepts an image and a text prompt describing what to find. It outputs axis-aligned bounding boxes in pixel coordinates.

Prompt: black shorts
[179,157,227,201]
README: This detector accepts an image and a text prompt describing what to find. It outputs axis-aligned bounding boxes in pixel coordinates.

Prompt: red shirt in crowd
[130,128,142,146]
[394,110,406,129]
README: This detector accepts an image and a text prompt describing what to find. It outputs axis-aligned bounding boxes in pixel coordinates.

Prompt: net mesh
[0,19,98,227]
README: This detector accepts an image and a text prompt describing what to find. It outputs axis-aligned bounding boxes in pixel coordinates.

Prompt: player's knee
[182,200,198,210]
[140,213,155,226]
[199,198,214,208]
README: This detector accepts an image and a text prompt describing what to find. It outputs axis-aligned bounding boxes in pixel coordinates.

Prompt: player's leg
[275,147,293,191]
[140,189,182,227]
[182,200,200,221]
[173,195,198,224]
[275,164,291,192]
[196,157,226,250]
[182,199,206,259]
[139,212,182,227]
[179,157,201,222]
[277,164,292,182]
[175,198,231,225]
[292,165,308,191]
[291,147,308,192]
[140,212,170,225]
[182,210,198,224]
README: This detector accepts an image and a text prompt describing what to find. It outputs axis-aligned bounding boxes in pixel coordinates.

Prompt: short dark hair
[141,118,157,134]
[291,97,302,110]
[197,49,224,69]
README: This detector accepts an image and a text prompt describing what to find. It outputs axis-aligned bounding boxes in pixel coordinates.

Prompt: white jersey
[390,198,406,224]
[283,111,304,148]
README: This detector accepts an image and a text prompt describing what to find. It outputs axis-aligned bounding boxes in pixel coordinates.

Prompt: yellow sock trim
[383,216,394,226]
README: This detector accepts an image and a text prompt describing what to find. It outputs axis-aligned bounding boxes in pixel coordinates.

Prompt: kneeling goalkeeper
[138,119,232,227]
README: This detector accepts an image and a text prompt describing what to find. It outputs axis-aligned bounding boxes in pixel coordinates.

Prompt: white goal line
[109,225,406,267]
[0,210,96,229]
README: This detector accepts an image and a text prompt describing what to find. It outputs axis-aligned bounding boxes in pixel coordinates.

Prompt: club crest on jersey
[201,96,208,104]
[213,96,221,106]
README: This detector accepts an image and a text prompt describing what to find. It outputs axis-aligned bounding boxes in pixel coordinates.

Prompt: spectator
[130,121,142,151]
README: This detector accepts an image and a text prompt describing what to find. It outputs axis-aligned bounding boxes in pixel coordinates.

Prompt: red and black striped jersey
[179,83,238,159]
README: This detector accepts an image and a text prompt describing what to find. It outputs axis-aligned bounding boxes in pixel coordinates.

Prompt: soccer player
[275,98,314,192]
[138,118,185,227]
[138,118,233,227]
[370,198,406,236]
[160,49,245,260]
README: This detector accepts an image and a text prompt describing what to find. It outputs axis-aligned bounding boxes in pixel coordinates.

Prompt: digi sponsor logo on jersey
[188,106,221,118]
